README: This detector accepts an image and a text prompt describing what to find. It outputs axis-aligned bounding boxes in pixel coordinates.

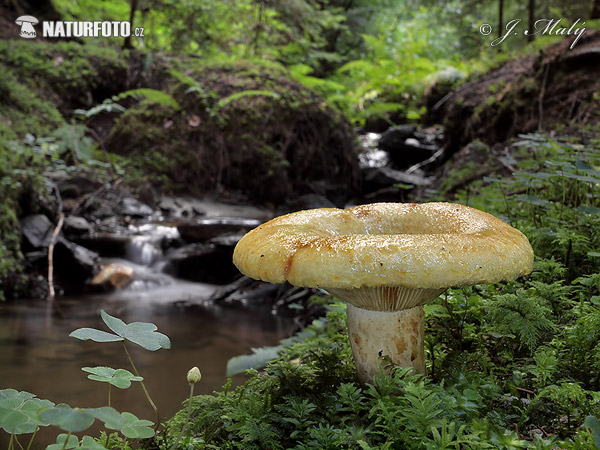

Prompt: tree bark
[592,0,600,19]
[123,0,138,49]
[528,0,535,42]
[498,0,504,40]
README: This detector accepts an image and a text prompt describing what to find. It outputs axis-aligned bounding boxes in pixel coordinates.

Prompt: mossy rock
[106,60,361,204]
[436,31,600,147]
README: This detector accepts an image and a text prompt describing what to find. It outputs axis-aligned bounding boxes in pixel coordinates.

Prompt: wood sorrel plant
[0,310,174,450]
[70,309,171,426]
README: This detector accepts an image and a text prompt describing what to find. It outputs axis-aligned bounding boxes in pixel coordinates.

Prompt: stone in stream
[53,239,99,283]
[384,138,439,169]
[20,214,54,248]
[90,263,134,290]
[177,217,261,243]
[63,215,93,237]
[57,176,102,199]
[20,213,99,288]
[362,166,431,189]
[165,239,240,285]
[377,125,417,152]
[119,197,154,218]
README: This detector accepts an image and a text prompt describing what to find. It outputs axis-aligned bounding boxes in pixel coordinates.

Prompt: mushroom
[15,15,39,39]
[233,202,533,384]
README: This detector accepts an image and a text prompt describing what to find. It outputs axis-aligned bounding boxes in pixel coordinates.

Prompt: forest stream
[0,220,296,447]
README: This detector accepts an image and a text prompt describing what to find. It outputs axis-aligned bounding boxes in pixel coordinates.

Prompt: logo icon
[15,15,39,39]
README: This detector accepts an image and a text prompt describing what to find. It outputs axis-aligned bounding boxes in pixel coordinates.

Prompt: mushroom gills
[327,285,445,311]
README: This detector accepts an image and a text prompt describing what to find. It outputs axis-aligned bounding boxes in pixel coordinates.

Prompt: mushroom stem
[346,304,425,384]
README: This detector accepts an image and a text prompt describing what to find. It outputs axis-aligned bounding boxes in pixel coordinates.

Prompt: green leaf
[585,415,600,448]
[79,435,108,450]
[0,389,54,434]
[47,433,79,450]
[120,321,171,351]
[100,310,127,336]
[575,206,600,215]
[119,412,154,439]
[82,367,143,389]
[85,407,124,430]
[100,310,171,351]
[39,405,95,432]
[114,88,180,110]
[69,328,123,343]
[217,89,280,110]
[226,345,283,376]
[514,194,552,207]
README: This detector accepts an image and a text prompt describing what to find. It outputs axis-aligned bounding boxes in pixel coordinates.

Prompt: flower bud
[187,366,201,384]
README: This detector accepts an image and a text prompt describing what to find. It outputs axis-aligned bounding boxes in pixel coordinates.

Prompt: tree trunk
[498,0,503,40]
[528,0,535,42]
[123,0,138,49]
[592,0,600,19]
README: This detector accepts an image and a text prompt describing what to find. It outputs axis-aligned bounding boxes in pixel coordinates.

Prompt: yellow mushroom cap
[233,202,534,291]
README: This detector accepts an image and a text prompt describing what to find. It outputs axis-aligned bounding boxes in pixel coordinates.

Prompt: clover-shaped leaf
[68,328,123,343]
[39,404,95,433]
[82,367,143,389]
[80,435,108,450]
[0,388,54,434]
[47,433,79,450]
[85,406,125,430]
[120,412,154,439]
[70,310,170,351]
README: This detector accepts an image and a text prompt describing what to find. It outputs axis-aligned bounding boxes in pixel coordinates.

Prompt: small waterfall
[126,236,162,266]
[124,224,180,266]
[358,132,389,168]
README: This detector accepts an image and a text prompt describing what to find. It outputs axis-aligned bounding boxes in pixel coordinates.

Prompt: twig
[47,212,64,301]
[405,144,448,174]
[516,386,535,395]
[47,183,64,301]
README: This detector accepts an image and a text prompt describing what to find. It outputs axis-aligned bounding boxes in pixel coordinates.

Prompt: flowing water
[0,219,294,448]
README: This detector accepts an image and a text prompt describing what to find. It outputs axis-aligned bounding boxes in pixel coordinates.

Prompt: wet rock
[378,125,417,152]
[166,242,239,284]
[385,138,439,169]
[209,277,324,324]
[91,263,134,290]
[21,214,54,249]
[87,202,118,220]
[208,276,255,302]
[363,166,431,189]
[215,282,281,308]
[159,197,206,218]
[74,233,130,258]
[120,197,153,218]
[54,239,99,282]
[177,217,261,243]
[58,176,102,199]
[63,216,93,237]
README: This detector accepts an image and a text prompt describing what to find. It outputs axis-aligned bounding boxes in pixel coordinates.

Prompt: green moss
[0,40,129,125]
[106,59,359,203]
[0,136,48,300]
[0,68,65,139]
